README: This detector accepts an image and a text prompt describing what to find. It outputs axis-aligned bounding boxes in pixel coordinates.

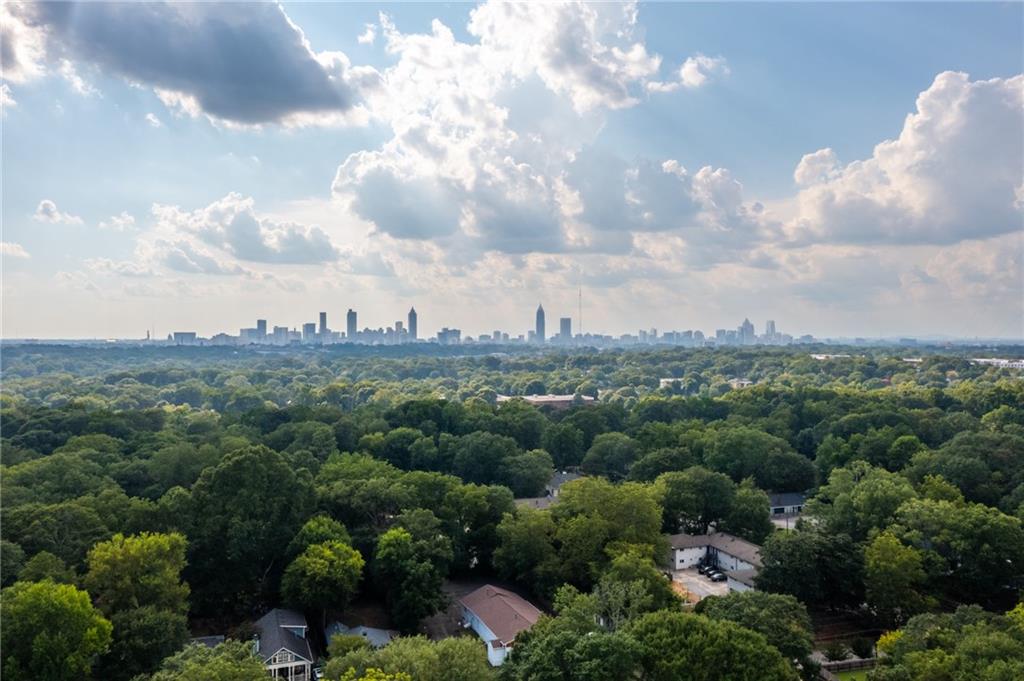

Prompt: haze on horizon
[2,1,1022,340]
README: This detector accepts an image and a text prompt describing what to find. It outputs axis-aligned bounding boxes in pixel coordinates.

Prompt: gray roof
[768,492,806,507]
[548,471,581,490]
[190,635,225,649]
[328,622,398,649]
[255,608,313,663]
[514,496,555,510]
[668,532,714,550]
[726,568,759,587]
[667,532,763,568]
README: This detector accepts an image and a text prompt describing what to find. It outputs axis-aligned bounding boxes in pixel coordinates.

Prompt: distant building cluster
[971,357,1024,369]
[170,307,421,347]
[163,305,814,349]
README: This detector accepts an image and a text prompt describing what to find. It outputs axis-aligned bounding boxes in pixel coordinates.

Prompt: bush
[822,641,850,662]
[850,637,874,659]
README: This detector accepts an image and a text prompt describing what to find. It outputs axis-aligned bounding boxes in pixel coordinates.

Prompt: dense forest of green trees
[2,344,1022,680]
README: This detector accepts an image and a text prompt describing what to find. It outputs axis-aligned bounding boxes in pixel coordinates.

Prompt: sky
[1,1,1022,340]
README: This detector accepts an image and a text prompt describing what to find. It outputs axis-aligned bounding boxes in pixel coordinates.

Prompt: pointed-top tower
[408,307,418,341]
[535,303,546,344]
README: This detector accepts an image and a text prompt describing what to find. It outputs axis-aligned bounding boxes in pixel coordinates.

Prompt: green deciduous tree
[500,449,555,497]
[18,550,76,583]
[626,610,798,681]
[696,591,814,676]
[186,445,314,613]
[96,605,189,681]
[542,422,585,469]
[452,432,521,486]
[873,605,1024,681]
[720,478,775,543]
[888,498,1024,604]
[627,447,695,482]
[84,531,189,615]
[283,540,364,628]
[807,461,918,541]
[580,432,640,481]
[1,580,113,681]
[864,532,934,628]
[148,641,267,681]
[1,539,25,586]
[656,466,735,534]
[756,529,864,609]
[287,514,352,559]
[493,508,561,597]
[327,636,492,681]
[373,527,447,632]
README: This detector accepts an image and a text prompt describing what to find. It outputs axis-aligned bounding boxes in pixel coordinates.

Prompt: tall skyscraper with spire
[408,307,417,341]
[535,304,546,343]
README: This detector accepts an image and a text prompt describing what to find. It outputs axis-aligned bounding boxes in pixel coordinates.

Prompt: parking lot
[672,567,729,602]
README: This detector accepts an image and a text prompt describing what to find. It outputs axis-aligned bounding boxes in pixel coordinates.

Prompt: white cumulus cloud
[1,242,30,259]
[648,53,729,92]
[98,212,136,231]
[33,199,83,224]
[151,193,340,265]
[785,71,1024,245]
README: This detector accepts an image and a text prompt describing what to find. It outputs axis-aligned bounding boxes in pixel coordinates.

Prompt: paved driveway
[672,568,729,602]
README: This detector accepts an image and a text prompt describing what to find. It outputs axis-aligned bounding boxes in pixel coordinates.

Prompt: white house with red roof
[459,584,543,666]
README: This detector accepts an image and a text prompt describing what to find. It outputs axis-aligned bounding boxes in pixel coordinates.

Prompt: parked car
[710,572,727,582]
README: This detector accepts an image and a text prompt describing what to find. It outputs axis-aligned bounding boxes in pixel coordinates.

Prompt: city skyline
[2,2,1022,340]
[10,299,989,346]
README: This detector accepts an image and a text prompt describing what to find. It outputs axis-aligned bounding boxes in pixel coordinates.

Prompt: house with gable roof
[254,608,314,680]
[459,584,543,666]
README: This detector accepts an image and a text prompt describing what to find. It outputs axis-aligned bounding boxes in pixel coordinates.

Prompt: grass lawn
[834,670,871,681]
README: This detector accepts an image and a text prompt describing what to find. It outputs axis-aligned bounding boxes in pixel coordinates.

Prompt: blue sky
[2,1,1022,339]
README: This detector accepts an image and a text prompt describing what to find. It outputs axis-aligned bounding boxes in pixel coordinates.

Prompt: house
[514,496,555,510]
[327,621,398,649]
[546,470,581,497]
[254,608,314,680]
[725,568,758,593]
[768,492,806,516]
[514,471,583,510]
[667,532,763,593]
[459,585,543,666]
[190,635,225,649]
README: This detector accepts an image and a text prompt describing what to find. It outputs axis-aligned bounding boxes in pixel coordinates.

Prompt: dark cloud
[29,1,369,124]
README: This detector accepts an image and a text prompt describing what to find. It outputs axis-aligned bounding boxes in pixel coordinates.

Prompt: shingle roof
[460,585,542,645]
[726,568,759,587]
[768,492,806,507]
[255,608,313,663]
[190,635,225,649]
[548,471,581,490]
[708,533,763,568]
[666,532,763,568]
[514,496,555,510]
[668,532,714,550]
